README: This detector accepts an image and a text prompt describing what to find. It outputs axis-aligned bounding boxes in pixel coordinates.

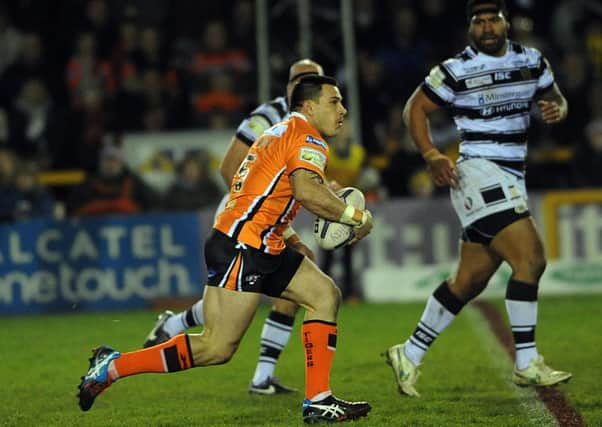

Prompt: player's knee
[209,343,238,365]
[529,253,547,278]
[448,277,486,302]
[510,252,546,280]
[314,276,341,313]
[271,298,299,317]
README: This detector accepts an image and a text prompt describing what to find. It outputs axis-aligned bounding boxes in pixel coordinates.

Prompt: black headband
[469,7,502,20]
[289,71,319,83]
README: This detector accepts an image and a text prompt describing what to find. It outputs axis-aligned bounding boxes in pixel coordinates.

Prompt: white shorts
[450,158,528,228]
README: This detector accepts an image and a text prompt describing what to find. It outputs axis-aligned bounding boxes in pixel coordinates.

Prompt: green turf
[0,295,600,426]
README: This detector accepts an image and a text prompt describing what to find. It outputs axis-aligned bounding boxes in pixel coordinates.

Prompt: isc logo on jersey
[299,147,326,171]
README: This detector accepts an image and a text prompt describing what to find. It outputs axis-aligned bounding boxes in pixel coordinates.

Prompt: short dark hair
[289,75,338,111]
[466,0,508,23]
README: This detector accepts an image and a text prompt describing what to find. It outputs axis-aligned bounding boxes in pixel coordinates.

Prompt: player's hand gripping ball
[314,187,366,250]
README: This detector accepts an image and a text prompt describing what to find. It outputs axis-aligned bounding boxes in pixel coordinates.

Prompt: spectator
[80,0,117,59]
[551,0,588,53]
[325,120,366,189]
[188,20,252,112]
[192,72,242,127]
[407,169,435,198]
[163,151,223,211]
[417,0,459,58]
[378,105,427,197]
[115,68,188,131]
[66,32,114,109]
[67,143,159,216]
[0,156,54,222]
[0,146,16,186]
[556,52,590,144]
[191,20,251,76]
[0,33,52,107]
[511,15,549,54]
[354,0,386,49]
[585,19,602,81]
[111,19,141,95]
[63,87,114,170]
[228,0,255,53]
[140,68,187,130]
[0,107,8,144]
[134,27,165,72]
[356,50,392,155]
[0,7,23,77]
[7,78,59,166]
[377,5,431,101]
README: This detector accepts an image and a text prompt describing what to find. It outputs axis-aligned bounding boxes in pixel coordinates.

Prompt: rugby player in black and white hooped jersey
[383,0,571,397]
[142,59,324,395]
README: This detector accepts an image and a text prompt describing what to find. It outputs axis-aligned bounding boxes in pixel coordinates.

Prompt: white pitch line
[464,305,559,427]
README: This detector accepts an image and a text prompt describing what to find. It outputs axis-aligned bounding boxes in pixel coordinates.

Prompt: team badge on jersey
[426,65,446,88]
[299,147,326,171]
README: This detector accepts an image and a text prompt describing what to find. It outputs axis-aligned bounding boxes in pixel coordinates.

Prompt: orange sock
[110,334,194,381]
[302,320,337,400]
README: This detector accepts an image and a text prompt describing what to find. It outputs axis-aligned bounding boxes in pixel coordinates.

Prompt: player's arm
[282,225,316,261]
[403,86,458,188]
[219,136,250,186]
[534,82,568,125]
[290,168,372,241]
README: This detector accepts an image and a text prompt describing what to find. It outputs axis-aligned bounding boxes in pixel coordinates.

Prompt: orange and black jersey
[215,112,329,254]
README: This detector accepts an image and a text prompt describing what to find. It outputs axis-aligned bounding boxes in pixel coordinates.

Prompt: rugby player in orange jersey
[78,75,374,423]
[142,59,325,396]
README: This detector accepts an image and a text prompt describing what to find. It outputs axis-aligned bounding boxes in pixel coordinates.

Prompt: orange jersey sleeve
[214,113,329,254]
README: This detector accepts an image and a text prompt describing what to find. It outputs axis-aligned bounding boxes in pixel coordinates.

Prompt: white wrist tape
[339,205,362,226]
[357,210,368,228]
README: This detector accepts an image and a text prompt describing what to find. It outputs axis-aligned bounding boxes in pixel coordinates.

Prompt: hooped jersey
[215,112,329,254]
[422,40,555,177]
[235,96,289,146]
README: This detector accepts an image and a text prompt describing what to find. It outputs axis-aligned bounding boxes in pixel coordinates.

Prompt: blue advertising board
[0,212,205,314]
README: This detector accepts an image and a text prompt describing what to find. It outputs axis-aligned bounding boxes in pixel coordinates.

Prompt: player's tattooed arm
[289,168,348,222]
[292,168,324,184]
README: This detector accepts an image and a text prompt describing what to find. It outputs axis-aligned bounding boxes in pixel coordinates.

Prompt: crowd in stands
[0,0,600,223]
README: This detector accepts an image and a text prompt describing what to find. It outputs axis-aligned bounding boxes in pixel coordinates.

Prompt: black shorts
[204,229,304,297]
[461,208,530,245]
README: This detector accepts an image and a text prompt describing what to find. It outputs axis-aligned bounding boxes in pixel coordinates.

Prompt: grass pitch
[1,295,600,426]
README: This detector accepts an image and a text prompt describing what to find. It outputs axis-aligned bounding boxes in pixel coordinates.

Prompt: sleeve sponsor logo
[426,65,446,88]
[247,115,272,137]
[299,147,326,171]
[305,135,328,149]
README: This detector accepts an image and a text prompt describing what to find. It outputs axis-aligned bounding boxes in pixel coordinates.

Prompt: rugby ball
[314,187,366,250]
